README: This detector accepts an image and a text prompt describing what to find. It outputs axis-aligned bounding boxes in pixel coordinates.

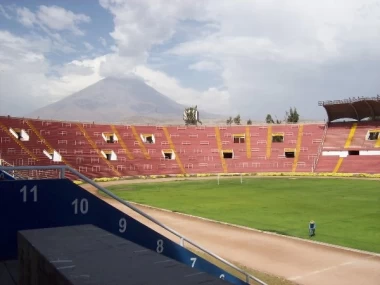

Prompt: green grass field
[106,177,380,253]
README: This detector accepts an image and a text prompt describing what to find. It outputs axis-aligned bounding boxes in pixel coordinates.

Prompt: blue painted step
[0,179,248,284]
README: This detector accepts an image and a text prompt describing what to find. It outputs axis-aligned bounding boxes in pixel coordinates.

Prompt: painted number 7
[190,257,197,268]
[20,185,38,202]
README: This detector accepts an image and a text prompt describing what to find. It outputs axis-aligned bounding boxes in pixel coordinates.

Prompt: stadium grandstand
[2,97,380,178]
[2,97,380,285]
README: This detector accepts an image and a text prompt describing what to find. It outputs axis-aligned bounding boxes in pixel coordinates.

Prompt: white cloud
[99,0,205,63]
[189,61,221,72]
[16,7,36,27]
[37,5,91,35]
[97,0,229,112]
[134,65,230,114]
[99,37,107,47]
[84,42,94,51]
[166,0,380,119]
[16,5,91,36]
[0,4,12,20]
[47,57,104,100]
[2,0,380,120]
[0,30,103,115]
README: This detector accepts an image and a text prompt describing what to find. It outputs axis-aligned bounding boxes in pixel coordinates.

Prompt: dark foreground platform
[0,260,18,285]
[18,225,230,285]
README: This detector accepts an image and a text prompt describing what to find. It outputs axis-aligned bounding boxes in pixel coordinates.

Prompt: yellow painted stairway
[266,126,272,158]
[25,120,71,167]
[333,123,357,173]
[245,127,251,159]
[0,122,39,161]
[215,127,228,173]
[111,125,134,160]
[344,123,357,148]
[292,124,304,172]
[163,127,186,174]
[77,124,122,176]
[131,126,150,159]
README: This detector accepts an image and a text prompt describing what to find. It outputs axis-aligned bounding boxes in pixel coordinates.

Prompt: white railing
[0,165,267,285]
[312,123,328,172]
[0,159,27,179]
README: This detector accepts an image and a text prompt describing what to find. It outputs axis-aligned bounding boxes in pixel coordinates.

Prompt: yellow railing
[215,127,228,173]
[163,127,186,174]
[110,125,134,160]
[245,127,251,159]
[292,124,303,172]
[0,122,39,161]
[76,123,122,176]
[131,126,150,159]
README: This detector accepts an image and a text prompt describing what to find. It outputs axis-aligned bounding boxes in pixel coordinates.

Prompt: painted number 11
[20,185,38,202]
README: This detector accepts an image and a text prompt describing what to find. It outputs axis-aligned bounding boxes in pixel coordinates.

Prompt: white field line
[288,255,378,280]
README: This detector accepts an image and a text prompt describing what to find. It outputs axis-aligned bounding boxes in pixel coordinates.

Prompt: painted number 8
[119,218,127,233]
[156,239,164,253]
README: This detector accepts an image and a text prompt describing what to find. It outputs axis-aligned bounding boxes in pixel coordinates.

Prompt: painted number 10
[71,198,88,214]
[20,185,38,202]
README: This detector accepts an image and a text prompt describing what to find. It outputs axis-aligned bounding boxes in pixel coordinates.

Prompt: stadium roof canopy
[319,95,380,122]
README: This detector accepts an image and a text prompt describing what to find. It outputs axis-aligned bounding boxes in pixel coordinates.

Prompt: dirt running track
[81,179,380,285]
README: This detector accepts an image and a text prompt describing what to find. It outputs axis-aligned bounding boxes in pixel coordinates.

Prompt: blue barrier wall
[0,179,248,284]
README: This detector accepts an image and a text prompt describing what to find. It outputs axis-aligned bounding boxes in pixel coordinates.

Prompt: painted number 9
[119,218,127,233]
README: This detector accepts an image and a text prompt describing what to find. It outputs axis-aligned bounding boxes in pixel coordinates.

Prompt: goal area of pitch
[216,173,245,185]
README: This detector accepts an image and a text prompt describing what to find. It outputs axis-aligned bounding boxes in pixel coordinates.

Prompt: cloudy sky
[0,0,379,120]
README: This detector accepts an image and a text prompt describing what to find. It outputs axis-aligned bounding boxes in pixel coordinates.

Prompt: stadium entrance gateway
[162,149,175,160]
[272,133,284,143]
[222,150,234,159]
[101,150,117,161]
[102,132,118,143]
[284,148,295,158]
[233,134,245,143]
[141,134,155,144]
[366,129,380,141]
[9,127,29,141]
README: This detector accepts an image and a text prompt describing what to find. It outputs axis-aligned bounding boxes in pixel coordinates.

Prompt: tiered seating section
[2,115,380,177]
[316,122,380,173]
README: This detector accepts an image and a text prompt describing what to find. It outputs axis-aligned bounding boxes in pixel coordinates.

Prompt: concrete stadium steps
[338,156,380,173]
[249,126,269,160]
[26,119,113,178]
[136,126,183,175]
[323,123,353,149]
[350,122,380,149]
[18,225,230,285]
[297,124,326,171]
[166,126,223,174]
[0,178,248,285]
[0,116,332,176]
[350,124,369,148]
[0,117,51,167]
[314,156,340,172]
